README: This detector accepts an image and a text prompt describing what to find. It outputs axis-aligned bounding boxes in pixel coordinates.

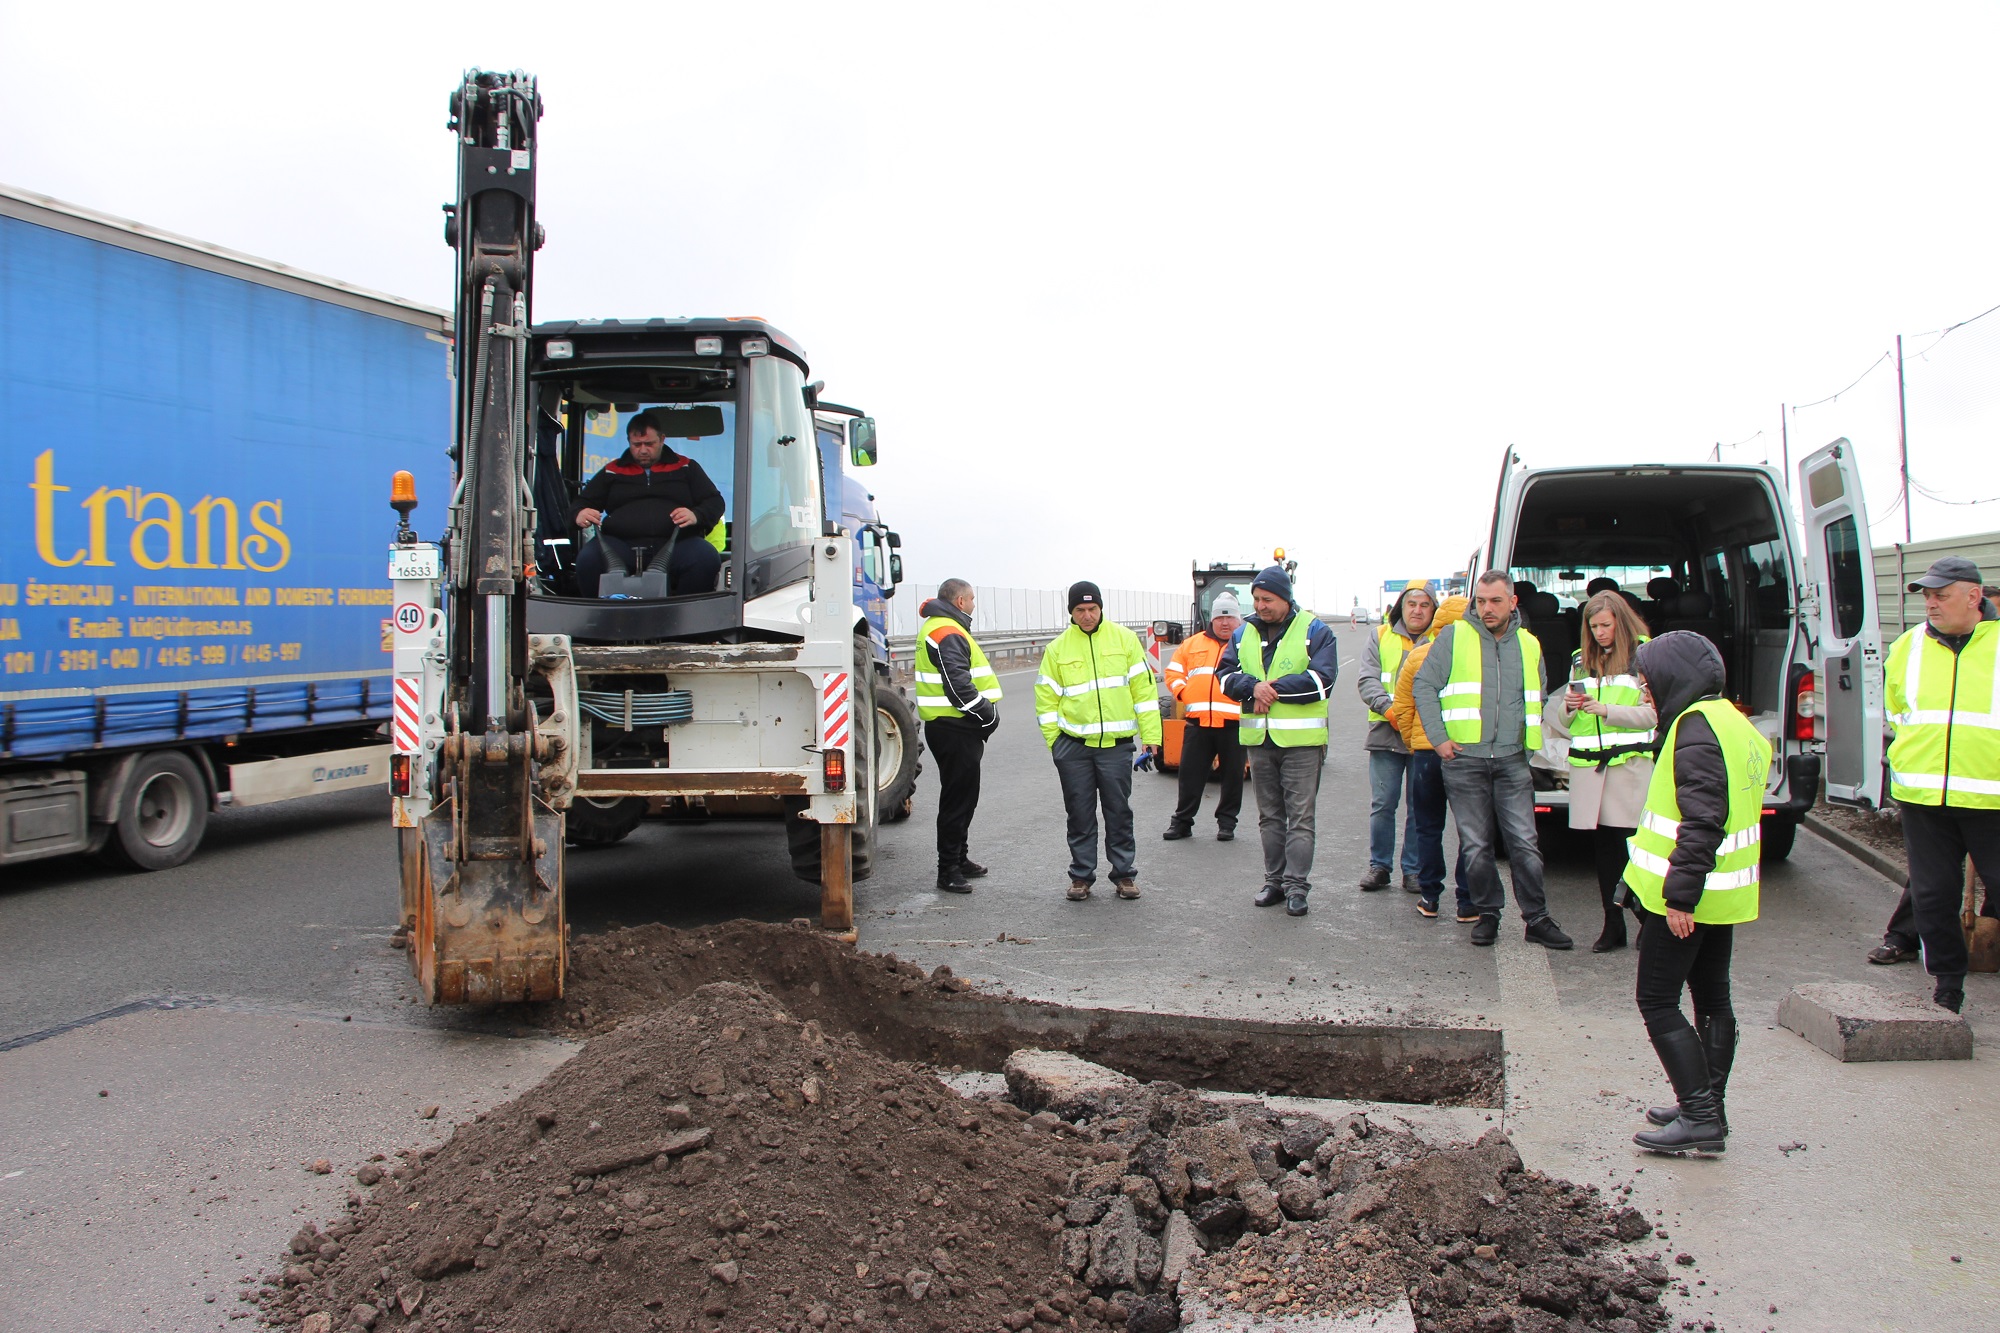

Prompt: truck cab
[1479,441,1885,859]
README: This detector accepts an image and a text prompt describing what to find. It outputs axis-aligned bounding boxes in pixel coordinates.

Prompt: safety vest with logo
[1622,699,1772,923]
[1035,623,1164,748]
[1440,623,1544,751]
[1236,614,1330,748]
[912,615,1002,722]
[1163,631,1241,728]
[1369,625,1416,724]
[1565,640,1654,767]
[1885,621,2000,809]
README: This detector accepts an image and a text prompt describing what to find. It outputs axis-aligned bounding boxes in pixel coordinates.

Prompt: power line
[1911,476,2000,507]
[1792,351,1890,412]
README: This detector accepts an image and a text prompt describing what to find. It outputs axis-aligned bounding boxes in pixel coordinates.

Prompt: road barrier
[887,622,1151,664]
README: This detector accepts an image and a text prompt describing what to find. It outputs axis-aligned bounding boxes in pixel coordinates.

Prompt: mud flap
[409,797,567,1003]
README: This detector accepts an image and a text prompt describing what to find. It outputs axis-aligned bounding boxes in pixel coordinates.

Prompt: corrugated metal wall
[1874,531,2000,638]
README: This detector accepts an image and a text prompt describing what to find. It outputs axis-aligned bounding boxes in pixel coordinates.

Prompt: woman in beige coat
[1548,592,1657,952]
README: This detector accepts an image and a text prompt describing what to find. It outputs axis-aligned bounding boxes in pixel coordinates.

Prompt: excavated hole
[530,920,1503,1107]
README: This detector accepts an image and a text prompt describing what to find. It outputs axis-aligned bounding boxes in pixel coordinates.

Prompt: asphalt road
[3,659,1997,1331]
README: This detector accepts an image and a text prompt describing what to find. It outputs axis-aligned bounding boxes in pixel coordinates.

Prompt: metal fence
[885,584,1183,639]
[1874,529,2000,639]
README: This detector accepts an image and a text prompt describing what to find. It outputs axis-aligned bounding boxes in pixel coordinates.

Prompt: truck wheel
[99,750,208,871]
[786,641,878,883]
[566,795,645,847]
[875,683,922,824]
[1761,815,1798,863]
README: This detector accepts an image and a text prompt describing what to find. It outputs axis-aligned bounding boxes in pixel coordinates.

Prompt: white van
[1474,439,1885,860]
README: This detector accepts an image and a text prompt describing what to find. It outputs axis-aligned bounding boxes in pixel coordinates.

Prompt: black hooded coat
[1629,632,1734,913]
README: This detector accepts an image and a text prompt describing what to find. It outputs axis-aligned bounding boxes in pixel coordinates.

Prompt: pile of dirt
[1812,799,1907,858]
[259,982,1104,1333]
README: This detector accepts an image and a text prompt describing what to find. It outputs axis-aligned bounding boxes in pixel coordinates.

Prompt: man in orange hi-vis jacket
[1162,593,1246,842]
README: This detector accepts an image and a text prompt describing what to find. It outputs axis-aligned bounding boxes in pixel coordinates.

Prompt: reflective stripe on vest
[913,616,1002,721]
[1441,623,1543,750]
[1035,624,1163,748]
[1369,625,1411,724]
[1622,699,1772,923]
[1885,622,2000,809]
[1565,644,1655,766]
[1237,614,1329,748]
[1164,633,1242,726]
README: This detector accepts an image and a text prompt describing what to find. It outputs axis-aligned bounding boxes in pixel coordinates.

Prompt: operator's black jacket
[574,447,725,542]
[1629,632,1731,914]
[919,597,998,732]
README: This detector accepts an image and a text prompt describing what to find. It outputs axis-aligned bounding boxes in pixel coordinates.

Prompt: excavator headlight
[694,336,723,356]
[741,338,769,357]
[822,747,847,792]
[545,339,574,359]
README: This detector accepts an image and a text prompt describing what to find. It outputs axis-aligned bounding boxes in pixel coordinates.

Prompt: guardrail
[886,622,1152,664]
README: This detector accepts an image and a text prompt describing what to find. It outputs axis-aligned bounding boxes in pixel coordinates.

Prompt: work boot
[1469,915,1499,946]
[1359,866,1392,891]
[936,866,973,894]
[1217,824,1235,842]
[1162,824,1192,841]
[1114,877,1141,900]
[1649,1015,1737,1130]
[1525,917,1573,950]
[1401,873,1422,894]
[1286,891,1309,917]
[959,858,989,878]
[1253,885,1285,908]
[1633,1027,1726,1154]
[1592,909,1628,953]
[1067,879,1092,901]
[1935,976,1967,1013]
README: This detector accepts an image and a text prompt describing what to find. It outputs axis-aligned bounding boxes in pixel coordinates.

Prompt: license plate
[389,546,441,580]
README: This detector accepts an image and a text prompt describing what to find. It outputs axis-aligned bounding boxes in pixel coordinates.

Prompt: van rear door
[1798,438,1885,808]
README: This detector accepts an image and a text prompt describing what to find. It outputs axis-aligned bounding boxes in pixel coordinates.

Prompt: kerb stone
[1002,1048,1137,1114]
[1778,982,1972,1062]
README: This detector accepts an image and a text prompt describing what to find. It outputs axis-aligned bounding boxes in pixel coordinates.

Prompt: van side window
[1739,537,1792,628]
[1824,515,1866,639]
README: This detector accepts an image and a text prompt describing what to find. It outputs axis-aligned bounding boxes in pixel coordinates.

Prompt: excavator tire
[875,680,922,823]
[566,795,646,847]
[786,638,878,883]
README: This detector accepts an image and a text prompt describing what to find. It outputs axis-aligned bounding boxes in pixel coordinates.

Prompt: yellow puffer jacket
[1386,595,1468,752]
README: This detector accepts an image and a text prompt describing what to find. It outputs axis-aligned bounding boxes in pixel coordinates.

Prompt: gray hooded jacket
[1411,610,1547,758]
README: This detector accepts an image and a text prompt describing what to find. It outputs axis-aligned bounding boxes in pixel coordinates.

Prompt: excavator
[386,70,873,1003]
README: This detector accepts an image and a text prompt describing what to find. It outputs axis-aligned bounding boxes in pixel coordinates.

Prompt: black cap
[1907,556,1983,591]
[1067,581,1102,611]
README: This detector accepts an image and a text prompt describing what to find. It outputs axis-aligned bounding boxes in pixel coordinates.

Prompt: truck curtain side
[0,185,452,867]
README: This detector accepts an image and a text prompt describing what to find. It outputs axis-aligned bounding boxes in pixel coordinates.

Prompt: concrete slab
[1779,981,1974,1061]
[1178,1292,1417,1332]
[0,1004,574,1333]
[1003,1047,1137,1112]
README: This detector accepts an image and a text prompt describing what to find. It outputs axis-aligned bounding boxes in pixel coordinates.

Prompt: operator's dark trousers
[575,531,721,597]
[924,717,987,873]
[1171,721,1243,833]
[1633,905,1734,1039]
[1053,735,1136,885]
[1898,804,2000,978]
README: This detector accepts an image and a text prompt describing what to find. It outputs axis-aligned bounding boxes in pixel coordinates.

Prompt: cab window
[744,358,820,557]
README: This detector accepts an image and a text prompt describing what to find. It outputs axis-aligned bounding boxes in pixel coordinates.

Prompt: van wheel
[566,796,645,847]
[98,750,208,870]
[1761,815,1798,863]
[875,683,922,824]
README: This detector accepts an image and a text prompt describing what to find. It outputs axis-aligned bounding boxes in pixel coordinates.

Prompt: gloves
[1133,749,1157,773]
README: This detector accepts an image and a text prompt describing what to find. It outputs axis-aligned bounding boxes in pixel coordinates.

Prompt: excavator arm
[402,70,572,1003]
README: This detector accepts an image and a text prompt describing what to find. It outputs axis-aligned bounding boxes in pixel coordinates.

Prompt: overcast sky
[5,2,1997,609]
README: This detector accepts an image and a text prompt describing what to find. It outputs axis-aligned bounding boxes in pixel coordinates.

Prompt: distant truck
[0,183,451,869]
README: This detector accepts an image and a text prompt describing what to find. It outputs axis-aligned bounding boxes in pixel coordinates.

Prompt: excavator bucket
[407,797,566,1004]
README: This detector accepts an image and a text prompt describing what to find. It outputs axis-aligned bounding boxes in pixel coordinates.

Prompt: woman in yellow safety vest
[1621,632,1772,1156]
[1548,591,1655,953]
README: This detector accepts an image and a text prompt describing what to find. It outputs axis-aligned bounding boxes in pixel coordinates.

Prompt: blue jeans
[1406,751,1450,903]
[1438,752,1550,923]
[1367,750,1420,875]
[1053,736,1137,884]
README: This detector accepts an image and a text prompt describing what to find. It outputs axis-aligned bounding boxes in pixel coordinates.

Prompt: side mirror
[849,417,879,467]
[889,553,904,588]
[886,529,902,549]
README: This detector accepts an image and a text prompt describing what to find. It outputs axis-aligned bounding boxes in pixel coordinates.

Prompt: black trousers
[1170,722,1244,831]
[924,717,987,872]
[1633,906,1734,1040]
[1898,803,2000,978]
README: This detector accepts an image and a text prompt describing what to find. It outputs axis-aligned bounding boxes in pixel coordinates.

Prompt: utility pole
[1896,333,1911,543]
[1779,404,1788,482]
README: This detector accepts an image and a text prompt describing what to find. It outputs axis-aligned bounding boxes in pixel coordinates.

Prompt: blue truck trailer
[0,184,452,869]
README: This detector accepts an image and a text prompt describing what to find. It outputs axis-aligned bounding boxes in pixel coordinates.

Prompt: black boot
[1647,1015,1736,1130]
[936,865,973,894]
[1591,830,1629,952]
[1592,908,1628,953]
[1633,1027,1726,1154]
